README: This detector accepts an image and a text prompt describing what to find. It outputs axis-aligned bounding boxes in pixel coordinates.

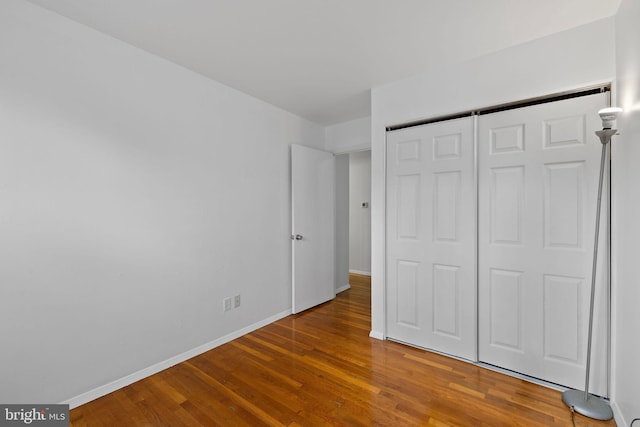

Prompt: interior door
[291,144,335,314]
[478,93,609,395]
[386,117,476,361]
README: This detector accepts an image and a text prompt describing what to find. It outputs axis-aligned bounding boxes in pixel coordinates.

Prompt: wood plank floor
[71,273,616,426]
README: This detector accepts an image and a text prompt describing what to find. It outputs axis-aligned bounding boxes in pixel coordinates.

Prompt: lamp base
[562,389,613,421]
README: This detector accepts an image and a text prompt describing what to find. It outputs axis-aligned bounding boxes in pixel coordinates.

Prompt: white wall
[349,151,372,275]
[612,0,640,423]
[335,154,350,291]
[325,116,372,153]
[370,18,616,339]
[0,0,324,406]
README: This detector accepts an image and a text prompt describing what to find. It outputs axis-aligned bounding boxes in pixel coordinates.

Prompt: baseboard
[369,330,384,340]
[336,283,351,293]
[349,270,371,276]
[611,399,626,427]
[63,309,292,409]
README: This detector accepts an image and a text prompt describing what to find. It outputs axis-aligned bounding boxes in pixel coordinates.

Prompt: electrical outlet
[223,297,232,313]
[234,294,241,308]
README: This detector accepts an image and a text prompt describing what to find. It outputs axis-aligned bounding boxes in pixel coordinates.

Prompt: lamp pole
[561,128,617,421]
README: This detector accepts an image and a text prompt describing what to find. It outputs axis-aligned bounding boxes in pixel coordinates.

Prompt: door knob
[291,234,303,240]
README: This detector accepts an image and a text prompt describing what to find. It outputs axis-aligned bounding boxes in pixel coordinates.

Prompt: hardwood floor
[71,274,616,426]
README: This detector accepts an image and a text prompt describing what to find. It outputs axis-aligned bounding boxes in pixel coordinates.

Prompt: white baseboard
[611,399,626,427]
[336,283,351,293]
[349,269,371,276]
[369,330,384,340]
[63,309,292,409]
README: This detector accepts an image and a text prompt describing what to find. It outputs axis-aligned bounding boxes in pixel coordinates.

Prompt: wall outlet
[234,294,241,308]
[223,297,232,313]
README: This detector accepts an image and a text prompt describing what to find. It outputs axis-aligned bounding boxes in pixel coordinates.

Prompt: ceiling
[25,0,620,125]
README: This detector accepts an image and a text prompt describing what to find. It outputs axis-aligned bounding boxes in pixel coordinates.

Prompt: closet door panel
[478,92,609,395]
[386,117,476,361]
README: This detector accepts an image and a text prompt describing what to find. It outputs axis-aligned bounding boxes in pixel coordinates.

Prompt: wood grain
[70,273,615,426]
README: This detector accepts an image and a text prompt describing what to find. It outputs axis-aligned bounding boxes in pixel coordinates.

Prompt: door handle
[291,234,303,240]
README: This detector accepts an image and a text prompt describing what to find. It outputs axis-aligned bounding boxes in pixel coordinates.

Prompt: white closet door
[478,93,609,395]
[386,117,476,361]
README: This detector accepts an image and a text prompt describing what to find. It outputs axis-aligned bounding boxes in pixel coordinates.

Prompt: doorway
[335,150,372,293]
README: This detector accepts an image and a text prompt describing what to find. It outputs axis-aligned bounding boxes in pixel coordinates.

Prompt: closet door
[478,93,609,395]
[386,117,476,361]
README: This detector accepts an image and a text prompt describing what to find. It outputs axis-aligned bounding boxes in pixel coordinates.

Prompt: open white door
[291,144,335,314]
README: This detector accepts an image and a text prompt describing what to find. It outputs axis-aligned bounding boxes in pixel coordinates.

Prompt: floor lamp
[561,107,622,420]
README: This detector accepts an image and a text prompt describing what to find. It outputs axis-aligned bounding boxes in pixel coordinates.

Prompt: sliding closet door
[386,117,476,361]
[478,93,609,395]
